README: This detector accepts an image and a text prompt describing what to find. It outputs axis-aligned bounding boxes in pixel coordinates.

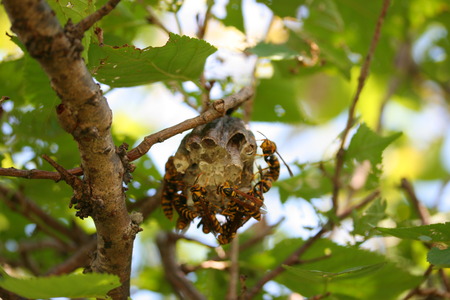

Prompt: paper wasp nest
[173,116,257,205]
[161,116,279,244]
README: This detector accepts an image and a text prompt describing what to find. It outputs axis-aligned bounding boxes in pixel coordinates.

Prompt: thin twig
[197,1,213,39]
[156,232,206,300]
[174,11,183,35]
[127,86,254,161]
[416,288,450,298]
[199,73,211,112]
[181,260,229,274]
[338,189,380,219]
[403,265,434,300]
[46,236,97,275]
[0,185,87,245]
[0,166,83,180]
[146,6,172,35]
[42,154,83,189]
[376,41,413,133]
[400,178,431,225]
[244,188,379,299]
[244,226,328,299]
[330,0,391,213]
[439,269,450,292]
[0,87,254,180]
[226,236,240,300]
[74,0,122,38]
[238,218,283,253]
[309,292,332,300]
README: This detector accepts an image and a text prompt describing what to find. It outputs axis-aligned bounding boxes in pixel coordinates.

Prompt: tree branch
[403,265,434,300]
[156,232,206,300]
[0,87,254,180]
[0,166,82,180]
[46,237,97,275]
[244,189,379,299]
[3,0,134,298]
[74,0,122,39]
[226,237,240,300]
[400,178,431,225]
[127,86,254,161]
[330,0,391,213]
[0,184,87,245]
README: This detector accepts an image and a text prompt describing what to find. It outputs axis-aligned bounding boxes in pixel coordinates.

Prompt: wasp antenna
[193,172,204,185]
[276,150,294,177]
[257,131,269,140]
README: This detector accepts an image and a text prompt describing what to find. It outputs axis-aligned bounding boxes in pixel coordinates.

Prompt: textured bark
[3,1,134,299]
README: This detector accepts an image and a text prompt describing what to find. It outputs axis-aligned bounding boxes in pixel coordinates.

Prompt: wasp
[217,210,251,244]
[251,134,294,198]
[161,156,184,220]
[176,215,190,231]
[258,132,293,178]
[217,182,267,221]
[191,183,223,234]
[173,194,198,221]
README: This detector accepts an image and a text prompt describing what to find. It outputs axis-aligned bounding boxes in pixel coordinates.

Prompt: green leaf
[346,123,402,166]
[48,0,96,24]
[256,0,305,18]
[427,247,450,268]
[257,0,353,78]
[302,0,344,33]
[278,163,333,202]
[272,238,421,299]
[252,62,308,123]
[283,262,385,283]
[352,198,387,236]
[89,33,217,87]
[248,42,299,60]
[222,0,245,32]
[0,271,121,299]
[376,223,450,243]
[47,0,96,63]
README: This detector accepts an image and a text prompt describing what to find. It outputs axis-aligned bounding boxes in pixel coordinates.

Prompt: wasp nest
[161,116,280,244]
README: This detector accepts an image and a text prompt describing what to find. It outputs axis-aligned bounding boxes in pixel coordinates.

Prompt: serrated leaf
[271,238,421,299]
[427,247,450,268]
[0,271,121,299]
[376,223,450,243]
[346,123,401,166]
[283,262,385,283]
[89,33,217,87]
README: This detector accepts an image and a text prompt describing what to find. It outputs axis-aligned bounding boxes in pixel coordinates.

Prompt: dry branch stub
[161,116,282,244]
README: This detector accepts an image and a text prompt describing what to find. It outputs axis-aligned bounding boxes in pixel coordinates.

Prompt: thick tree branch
[3,0,134,298]
[330,0,391,212]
